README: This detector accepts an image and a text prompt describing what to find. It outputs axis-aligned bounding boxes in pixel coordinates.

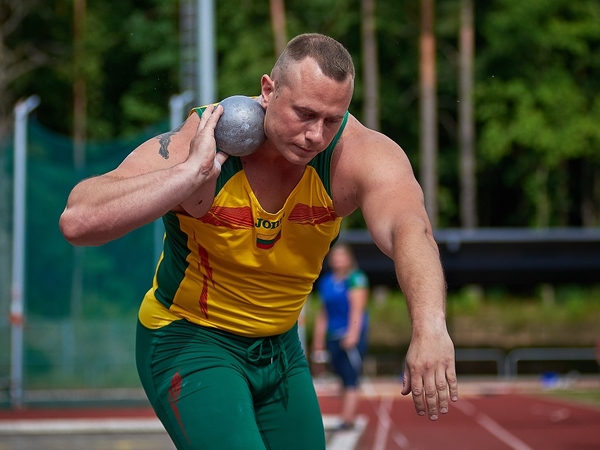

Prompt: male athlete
[60,33,458,449]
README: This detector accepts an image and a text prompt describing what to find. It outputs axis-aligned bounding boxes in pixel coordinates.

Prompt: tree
[419,0,438,228]
[361,0,380,131]
[476,0,600,226]
[0,0,53,137]
[0,0,57,318]
[458,0,476,228]
[269,0,288,56]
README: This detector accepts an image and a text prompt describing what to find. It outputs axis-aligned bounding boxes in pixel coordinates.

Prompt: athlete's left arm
[342,126,458,420]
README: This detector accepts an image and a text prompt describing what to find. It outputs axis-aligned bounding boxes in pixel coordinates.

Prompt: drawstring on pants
[276,336,289,408]
[246,336,290,408]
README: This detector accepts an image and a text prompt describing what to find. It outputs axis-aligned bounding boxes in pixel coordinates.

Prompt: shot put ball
[214,95,266,156]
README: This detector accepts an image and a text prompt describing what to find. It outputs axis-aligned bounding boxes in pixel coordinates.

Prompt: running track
[318,377,600,450]
[0,378,599,450]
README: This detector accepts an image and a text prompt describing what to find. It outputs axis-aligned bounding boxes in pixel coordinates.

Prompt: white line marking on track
[326,415,368,450]
[453,399,477,416]
[455,398,533,450]
[360,376,377,397]
[530,403,572,422]
[550,408,571,422]
[393,430,417,450]
[0,418,165,435]
[476,413,534,450]
[373,397,394,450]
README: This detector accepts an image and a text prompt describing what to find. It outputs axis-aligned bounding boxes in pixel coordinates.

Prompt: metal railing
[453,347,598,379]
[504,347,598,379]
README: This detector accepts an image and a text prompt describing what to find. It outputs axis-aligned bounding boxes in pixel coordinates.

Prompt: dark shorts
[326,331,368,388]
[136,320,325,450]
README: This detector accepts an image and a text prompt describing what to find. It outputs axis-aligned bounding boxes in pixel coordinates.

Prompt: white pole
[152,91,196,264]
[10,95,40,409]
[198,0,216,105]
[169,90,195,131]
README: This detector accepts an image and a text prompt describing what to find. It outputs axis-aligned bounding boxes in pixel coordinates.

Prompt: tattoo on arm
[156,123,184,159]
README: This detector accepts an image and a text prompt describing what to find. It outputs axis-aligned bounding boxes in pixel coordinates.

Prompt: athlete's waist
[138,292,304,337]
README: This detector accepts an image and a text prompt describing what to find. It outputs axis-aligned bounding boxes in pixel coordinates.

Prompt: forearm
[345,289,367,346]
[60,163,200,246]
[392,220,447,335]
[312,309,328,350]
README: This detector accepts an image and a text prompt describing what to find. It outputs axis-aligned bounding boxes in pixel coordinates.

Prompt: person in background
[312,242,370,430]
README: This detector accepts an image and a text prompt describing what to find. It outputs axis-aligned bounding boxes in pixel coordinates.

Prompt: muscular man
[60,33,457,450]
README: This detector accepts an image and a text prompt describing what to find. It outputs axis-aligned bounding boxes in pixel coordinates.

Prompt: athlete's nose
[305,120,324,146]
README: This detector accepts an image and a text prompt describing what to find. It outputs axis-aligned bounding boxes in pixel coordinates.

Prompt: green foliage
[118,0,180,132]
[541,389,600,409]
[4,0,600,228]
[215,0,275,97]
[3,0,600,323]
[447,284,600,349]
[476,0,600,226]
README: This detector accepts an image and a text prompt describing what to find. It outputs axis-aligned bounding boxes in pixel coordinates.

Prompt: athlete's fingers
[423,373,439,421]
[214,151,229,172]
[410,375,427,417]
[436,367,449,415]
[197,103,214,129]
[197,103,213,131]
[401,367,411,396]
[447,365,459,403]
[196,104,223,136]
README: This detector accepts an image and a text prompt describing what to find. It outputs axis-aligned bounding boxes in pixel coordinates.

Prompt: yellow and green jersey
[138,108,348,337]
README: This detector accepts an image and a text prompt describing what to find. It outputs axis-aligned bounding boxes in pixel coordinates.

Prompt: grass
[306,283,600,351]
[446,284,600,350]
[539,389,600,409]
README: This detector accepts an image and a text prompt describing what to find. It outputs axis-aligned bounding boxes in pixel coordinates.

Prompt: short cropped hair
[271,33,355,87]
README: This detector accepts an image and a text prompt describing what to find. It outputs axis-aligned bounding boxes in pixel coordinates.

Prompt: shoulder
[348,269,369,289]
[337,115,411,170]
[331,114,415,214]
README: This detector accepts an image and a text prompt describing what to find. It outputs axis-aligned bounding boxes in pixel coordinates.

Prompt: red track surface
[1,378,599,450]
[317,378,600,450]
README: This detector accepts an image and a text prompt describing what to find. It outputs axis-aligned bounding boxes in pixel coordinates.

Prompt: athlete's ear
[261,75,275,108]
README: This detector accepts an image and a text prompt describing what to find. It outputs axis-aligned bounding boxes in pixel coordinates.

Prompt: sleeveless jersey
[138,107,348,337]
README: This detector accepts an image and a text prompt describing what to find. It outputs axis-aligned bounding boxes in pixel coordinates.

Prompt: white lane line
[455,398,533,450]
[476,413,533,450]
[530,403,572,423]
[393,430,416,449]
[373,396,394,450]
[453,399,477,416]
[360,376,377,397]
[0,418,165,435]
[326,415,368,450]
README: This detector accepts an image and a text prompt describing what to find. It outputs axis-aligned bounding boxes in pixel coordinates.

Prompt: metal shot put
[214,95,266,156]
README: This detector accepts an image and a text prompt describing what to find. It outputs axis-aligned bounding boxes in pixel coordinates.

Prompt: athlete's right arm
[59,104,228,246]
